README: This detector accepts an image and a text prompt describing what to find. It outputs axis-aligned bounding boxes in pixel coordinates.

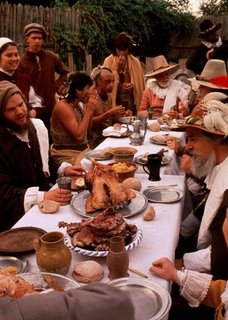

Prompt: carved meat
[85,160,136,213]
[59,208,137,251]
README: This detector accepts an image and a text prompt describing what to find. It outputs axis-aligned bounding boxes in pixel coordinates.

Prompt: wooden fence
[0,2,227,71]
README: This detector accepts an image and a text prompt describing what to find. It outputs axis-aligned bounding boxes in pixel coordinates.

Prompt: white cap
[0,37,15,50]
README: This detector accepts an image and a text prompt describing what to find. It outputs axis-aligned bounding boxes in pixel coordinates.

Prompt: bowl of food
[108,162,138,182]
[111,147,138,163]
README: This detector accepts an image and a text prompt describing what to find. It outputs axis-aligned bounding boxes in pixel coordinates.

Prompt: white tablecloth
[81,123,186,176]
[14,173,185,292]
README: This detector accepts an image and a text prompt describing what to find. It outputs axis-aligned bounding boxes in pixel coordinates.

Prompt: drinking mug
[143,154,162,181]
[56,177,72,190]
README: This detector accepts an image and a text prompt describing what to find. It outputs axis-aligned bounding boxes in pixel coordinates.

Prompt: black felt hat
[199,19,221,38]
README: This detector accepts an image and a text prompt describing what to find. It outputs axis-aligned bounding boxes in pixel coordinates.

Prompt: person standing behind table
[186,19,228,76]
[50,72,96,166]
[88,65,127,148]
[138,55,191,119]
[0,37,43,118]
[0,81,84,232]
[17,23,69,132]
[103,32,145,115]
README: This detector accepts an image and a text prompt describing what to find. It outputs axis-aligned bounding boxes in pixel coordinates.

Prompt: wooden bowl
[111,147,138,163]
[108,162,138,183]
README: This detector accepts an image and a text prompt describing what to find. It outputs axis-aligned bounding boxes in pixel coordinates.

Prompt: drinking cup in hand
[56,177,72,190]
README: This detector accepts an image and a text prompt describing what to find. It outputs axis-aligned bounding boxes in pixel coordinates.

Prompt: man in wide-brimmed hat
[186,19,227,75]
[138,55,191,118]
[179,98,228,280]
[17,23,69,134]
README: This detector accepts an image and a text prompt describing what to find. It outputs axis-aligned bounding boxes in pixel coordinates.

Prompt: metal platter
[143,188,184,203]
[109,277,171,320]
[20,272,80,292]
[0,256,29,274]
[84,149,113,161]
[70,190,148,219]
[0,227,46,254]
[64,224,143,257]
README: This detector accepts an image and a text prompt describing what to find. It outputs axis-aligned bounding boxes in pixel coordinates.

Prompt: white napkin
[102,126,127,137]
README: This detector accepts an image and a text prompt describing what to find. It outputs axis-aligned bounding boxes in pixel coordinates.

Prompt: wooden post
[67,52,76,71]
[86,54,92,74]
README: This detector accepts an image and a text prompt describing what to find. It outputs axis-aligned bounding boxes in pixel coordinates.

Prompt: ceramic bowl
[111,147,138,163]
[108,162,138,183]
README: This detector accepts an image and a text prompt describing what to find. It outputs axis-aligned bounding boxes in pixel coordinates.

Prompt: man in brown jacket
[18,23,69,133]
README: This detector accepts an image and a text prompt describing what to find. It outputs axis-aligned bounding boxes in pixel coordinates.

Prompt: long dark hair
[67,72,92,103]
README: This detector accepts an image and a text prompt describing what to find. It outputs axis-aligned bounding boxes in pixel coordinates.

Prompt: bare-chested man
[89,66,129,148]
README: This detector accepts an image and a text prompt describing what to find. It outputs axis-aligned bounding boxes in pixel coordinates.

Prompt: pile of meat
[0,270,36,298]
[59,208,138,251]
[85,160,136,213]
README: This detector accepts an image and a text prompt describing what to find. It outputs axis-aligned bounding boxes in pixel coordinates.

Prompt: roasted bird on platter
[59,208,137,251]
[85,160,136,213]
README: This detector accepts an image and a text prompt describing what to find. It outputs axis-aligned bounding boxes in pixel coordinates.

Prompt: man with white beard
[179,99,228,279]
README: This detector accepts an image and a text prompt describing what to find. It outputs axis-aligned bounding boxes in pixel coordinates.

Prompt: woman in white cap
[138,55,191,119]
[0,37,42,117]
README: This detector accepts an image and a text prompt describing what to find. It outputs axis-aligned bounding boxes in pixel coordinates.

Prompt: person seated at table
[150,200,228,320]
[0,81,84,232]
[0,37,43,118]
[0,282,135,320]
[50,72,96,166]
[138,55,191,119]
[88,65,127,148]
[170,99,228,281]
[103,32,145,115]
[188,59,228,112]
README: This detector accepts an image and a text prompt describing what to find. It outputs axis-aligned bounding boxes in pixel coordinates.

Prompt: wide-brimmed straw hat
[186,99,228,135]
[189,59,228,90]
[145,55,179,78]
[199,19,221,38]
[23,23,47,40]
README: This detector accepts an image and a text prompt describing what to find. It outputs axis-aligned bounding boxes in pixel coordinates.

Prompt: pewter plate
[64,224,143,257]
[0,256,29,274]
[84,149,112,161]
[143,188,184,203]
[134,154,172,166]
[20,272,80,291]
[70,190,148,218]
[109,277,171,320]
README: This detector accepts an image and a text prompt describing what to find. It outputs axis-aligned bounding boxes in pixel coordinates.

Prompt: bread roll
[143,206,156,221]
[122,177,142,191]
[113,123,121,131]
[72,261,104,283]
[148,122,160,132]
[38,199,60,214]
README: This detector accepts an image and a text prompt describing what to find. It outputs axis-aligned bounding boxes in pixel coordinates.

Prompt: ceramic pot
[34,231,72,275]
[106,236,129,280]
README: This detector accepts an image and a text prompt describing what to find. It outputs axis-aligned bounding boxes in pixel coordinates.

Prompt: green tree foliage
[52,0,194,68]
[200,0,228,15]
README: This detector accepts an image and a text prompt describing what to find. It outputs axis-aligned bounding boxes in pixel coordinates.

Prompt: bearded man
[179,99,228,279]
[0,81,84,231]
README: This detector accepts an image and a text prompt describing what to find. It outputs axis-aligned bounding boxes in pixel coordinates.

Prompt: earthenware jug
[106,236,129,280]
[34,231,72,275]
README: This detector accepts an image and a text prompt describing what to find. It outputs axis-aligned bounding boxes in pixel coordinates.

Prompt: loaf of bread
[72,261,104,283]
[38,199,60,214]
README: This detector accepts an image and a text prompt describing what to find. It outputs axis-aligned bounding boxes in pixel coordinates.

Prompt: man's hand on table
[44,189,72,206]
[149,257,178,282]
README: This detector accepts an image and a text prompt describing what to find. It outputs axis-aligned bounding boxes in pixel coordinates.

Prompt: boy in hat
[17,23,69,133]
[138,55,191,118]
[186,19,227,75]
